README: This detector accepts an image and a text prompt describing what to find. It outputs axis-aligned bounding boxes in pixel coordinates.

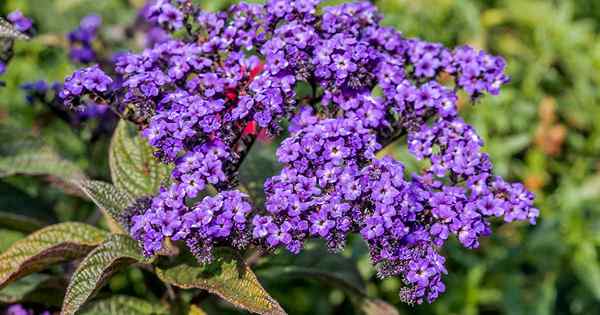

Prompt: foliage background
[0,0,599,314]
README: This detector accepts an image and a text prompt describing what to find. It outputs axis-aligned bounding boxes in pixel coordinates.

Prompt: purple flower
[7,10,32,33]
[68,15,102,63]
[47,0,541,305]
[5,304,32,315]
[147,0,184,30]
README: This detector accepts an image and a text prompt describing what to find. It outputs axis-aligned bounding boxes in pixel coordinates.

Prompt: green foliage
[0,125,86,183]
[157,252,286,315]
[0,223,108,289]
[74,180,133,233]
[61,234,149,315]
[0,0,599,314]
[0,274,64,306]
[109,120,171,199]
[79,295,169,315]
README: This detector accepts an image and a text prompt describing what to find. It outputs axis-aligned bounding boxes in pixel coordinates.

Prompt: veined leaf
[74,180,134,233]
[0,274,64,306]
[109,120,171,198]
[0,147,86,182]
[0,223,108,290]
[156,252,286,315]
[61,234,150,315]
[79,295,168,315]
[0,17,29,40]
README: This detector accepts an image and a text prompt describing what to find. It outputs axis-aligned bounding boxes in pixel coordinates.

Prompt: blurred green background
[1,0,599,314]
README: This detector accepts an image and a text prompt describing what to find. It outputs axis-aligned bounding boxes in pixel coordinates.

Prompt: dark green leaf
[109,120,171,198]
[261,245,397,315]
[0,180,54,232]
[0,223,108,290]
[61,234,149,315]
[239,141,279,208]
[0,229,24,252]
[0,274,65,306]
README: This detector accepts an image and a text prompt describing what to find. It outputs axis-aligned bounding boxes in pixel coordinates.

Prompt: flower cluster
[59,65,113,108]
[137,2,170,48]
[68,15,102,63]
[129,189,252,262]
[61,0,539,305]
[145,0,185,30]
[450,46,510,96]
[253,118,379,253]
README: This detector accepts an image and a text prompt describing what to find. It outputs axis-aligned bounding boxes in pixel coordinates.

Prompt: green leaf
[573,242,600,300]
[79,295,168,315]
[0,229,24,252]
[239,141,279,208]
[156,252,286,315]
[61,234,149,315]
[0,274,64,306]
[109,120,171,198]
[74,180,134,233]
[0,212,46,233]
[0,223,108,290]
[0,147,86,182]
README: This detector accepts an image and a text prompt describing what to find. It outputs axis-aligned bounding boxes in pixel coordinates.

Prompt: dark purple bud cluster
[21,79,115,133]
[68,15,102,64]
[60,0,539,305]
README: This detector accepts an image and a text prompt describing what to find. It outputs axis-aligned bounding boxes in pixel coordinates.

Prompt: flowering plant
[0,1,538,314]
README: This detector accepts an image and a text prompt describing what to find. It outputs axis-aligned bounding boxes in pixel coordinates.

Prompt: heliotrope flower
[68,15,102,63]
[7,10,32,33]
[61,0,539,305]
